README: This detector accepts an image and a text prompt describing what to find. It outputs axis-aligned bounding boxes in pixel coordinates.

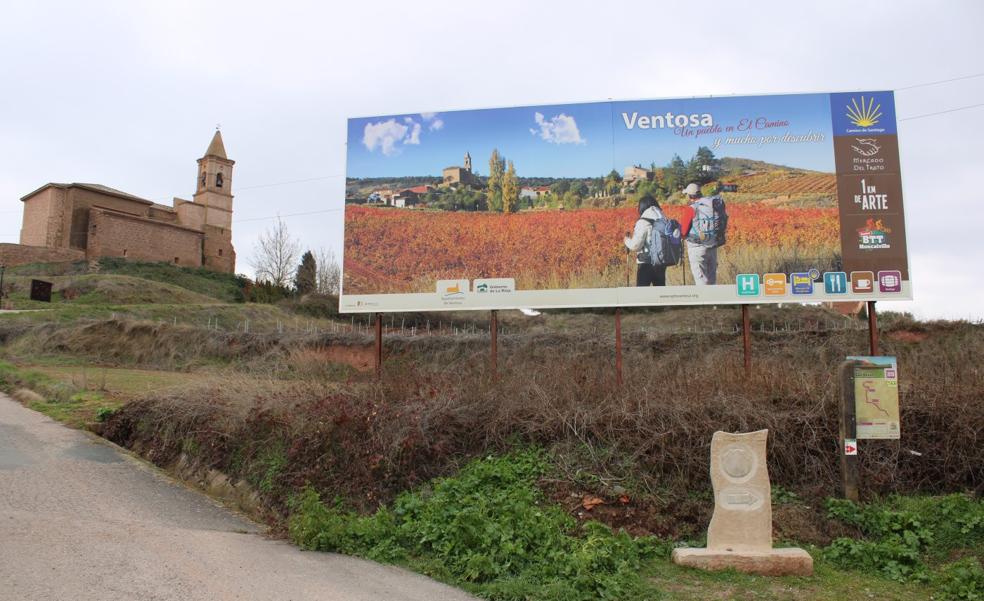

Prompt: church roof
[20,182,152,205]
[205,130,227,159]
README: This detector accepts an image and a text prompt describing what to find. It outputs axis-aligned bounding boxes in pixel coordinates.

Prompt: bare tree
[250,218,300,287]
[315,246,341,295]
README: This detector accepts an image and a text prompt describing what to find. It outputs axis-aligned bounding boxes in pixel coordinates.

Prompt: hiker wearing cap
[624,195,668,286]
[678,183,728,285]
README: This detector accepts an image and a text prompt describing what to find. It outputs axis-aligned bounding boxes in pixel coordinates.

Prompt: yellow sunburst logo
[846,96,882,127]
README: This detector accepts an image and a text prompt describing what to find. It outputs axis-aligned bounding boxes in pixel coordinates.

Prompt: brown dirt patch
[886,330,928,343]
[296,345,376,371]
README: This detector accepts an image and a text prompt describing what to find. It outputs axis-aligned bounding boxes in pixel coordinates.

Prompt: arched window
[216,172,224,188]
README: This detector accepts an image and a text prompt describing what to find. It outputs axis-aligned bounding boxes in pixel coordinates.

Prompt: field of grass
[6,257,247,303]
[343,203,840,294]
[2,273,223,307]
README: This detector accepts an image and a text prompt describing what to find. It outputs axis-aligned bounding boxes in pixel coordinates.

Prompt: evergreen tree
[487,149,505,212]
[604,169,622,194]
[294,250,317,296]
[502,160,519,213]
[665,154,688,194]
[686,146,719,185]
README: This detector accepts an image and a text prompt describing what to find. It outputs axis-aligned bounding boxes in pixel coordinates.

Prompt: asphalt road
[0,394,474,601]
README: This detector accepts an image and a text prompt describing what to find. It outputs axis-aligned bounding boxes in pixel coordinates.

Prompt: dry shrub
[104,320,982,525]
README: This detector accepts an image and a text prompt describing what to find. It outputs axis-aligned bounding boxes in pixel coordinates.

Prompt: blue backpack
[645,215,683,267]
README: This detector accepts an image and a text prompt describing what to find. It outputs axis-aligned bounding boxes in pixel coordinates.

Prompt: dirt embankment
[100,318,983,542]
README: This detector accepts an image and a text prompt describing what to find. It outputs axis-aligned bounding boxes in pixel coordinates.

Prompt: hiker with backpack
[623,194,683,286]
[678,183,728,285]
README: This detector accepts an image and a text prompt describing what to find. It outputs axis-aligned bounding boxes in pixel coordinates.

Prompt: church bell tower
[193,130,236,272]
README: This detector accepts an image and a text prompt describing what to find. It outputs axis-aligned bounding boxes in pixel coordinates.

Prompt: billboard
[341,91,910,313]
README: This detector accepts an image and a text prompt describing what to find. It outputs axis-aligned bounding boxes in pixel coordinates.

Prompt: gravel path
[0,393,473,601]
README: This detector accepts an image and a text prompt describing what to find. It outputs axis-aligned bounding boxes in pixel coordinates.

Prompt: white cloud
[406,121,421,145]
[421,112,444,131]
[362,118,409,156]
[531,112,585,144]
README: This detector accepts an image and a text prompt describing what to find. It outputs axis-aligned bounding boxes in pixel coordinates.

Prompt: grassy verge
[0,360,121,427]
[0,358,206,427]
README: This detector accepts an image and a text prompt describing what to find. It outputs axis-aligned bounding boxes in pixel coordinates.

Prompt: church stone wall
[203,225,235,273]
[19,187,66,247]
[68,189,150,250]
[86,209,203,268]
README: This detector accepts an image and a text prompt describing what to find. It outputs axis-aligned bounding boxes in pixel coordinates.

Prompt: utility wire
[896,71,984,91]
[900,102,984,121]
[234,207,344,223]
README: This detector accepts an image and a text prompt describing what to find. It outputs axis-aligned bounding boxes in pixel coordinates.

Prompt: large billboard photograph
[341,91,910,312]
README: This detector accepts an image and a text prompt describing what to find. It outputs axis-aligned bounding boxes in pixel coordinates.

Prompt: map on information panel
[848,356,900,439]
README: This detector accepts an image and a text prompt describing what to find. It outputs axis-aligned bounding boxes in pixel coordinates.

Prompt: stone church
[2,131,236,272]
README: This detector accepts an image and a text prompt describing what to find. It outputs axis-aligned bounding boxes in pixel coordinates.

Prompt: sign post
[741,304,751,376]
[839,361,861,502]
[374,313,382,378]
[615,308,623,387]
[839,356,900,501]
[490,310,498,381]
[867,301,879,356]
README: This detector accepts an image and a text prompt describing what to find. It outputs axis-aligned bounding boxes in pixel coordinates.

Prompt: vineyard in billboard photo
[342,202,840,294]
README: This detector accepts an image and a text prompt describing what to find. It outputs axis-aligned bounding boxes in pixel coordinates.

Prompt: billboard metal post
[867,301,879,356]
[839,361,861,502]
[490,310,498,381]
[741,304,751,377]
[615,308,623,387]
[374,313,382,378]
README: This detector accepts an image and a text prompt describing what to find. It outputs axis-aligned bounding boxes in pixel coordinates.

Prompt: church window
[218,249,223,257]
[174,257,179,264]
[216,172,224,188]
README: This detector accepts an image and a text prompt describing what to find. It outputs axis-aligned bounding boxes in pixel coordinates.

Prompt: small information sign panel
[847,356,900,439]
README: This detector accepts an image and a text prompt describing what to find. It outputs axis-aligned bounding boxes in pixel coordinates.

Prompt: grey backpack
[687,196,728,248]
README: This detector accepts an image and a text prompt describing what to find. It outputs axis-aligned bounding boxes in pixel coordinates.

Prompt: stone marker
[671,429,813,576]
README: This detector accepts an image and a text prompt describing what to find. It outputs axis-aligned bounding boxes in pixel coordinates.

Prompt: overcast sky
[1,0,981,319]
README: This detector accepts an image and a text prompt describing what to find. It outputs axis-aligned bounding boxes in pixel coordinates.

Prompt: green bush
[824,495,984,590]
[938,557,984,601]
[289,450,662,601]
[95,407,116,422]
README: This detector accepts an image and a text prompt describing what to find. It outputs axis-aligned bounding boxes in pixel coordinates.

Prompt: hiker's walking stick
[626,250,631,287]
[680,241,688,286]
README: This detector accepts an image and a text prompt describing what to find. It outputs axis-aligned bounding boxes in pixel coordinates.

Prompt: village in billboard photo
[343,93,907,305]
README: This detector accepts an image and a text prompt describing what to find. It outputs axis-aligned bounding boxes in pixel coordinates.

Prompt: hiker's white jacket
[624,206,664,264]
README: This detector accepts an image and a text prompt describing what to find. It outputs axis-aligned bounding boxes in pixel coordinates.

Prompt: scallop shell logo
[846,96,882,128]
